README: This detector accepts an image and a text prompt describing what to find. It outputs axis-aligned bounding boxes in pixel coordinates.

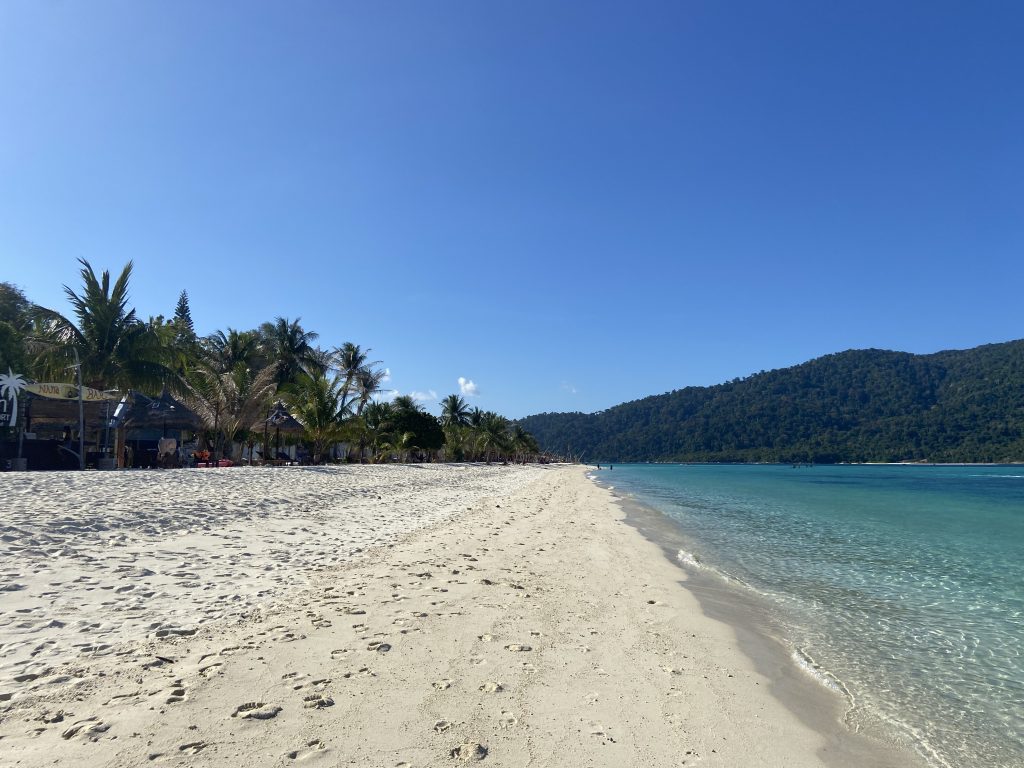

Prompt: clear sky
[2,1,1022,418]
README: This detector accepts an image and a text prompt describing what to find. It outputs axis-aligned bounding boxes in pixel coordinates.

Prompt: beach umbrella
[252,401,304,460]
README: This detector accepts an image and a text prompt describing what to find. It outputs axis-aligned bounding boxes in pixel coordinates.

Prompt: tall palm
[332,342,377,396]
[440,393,471,428]
[32,259,171,392]
[259,316,321,388]
[282,372,348,464]
[354,366,388,415]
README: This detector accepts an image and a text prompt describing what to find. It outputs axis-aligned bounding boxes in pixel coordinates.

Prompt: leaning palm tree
[31,259,172,392]
[354,366,388,416]
[281,372,348,464]
[259,316,321,388]
[332,343,379,405]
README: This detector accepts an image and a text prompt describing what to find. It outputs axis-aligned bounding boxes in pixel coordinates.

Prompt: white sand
[0,464,907,766]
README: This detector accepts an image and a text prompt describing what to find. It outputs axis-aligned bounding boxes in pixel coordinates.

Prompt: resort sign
[0,370,27,428]
[23,382,121,402]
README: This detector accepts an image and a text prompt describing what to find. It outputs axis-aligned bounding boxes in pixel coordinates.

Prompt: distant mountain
[519,340,1024,464]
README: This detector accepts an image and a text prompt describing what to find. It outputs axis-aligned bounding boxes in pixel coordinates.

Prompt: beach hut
[116,389,202,468]
[252,401,305,464]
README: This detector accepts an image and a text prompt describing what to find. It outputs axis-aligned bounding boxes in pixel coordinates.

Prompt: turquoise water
[596,464,1024,768]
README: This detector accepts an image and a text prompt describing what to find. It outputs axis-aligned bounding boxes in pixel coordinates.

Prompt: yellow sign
[25,383,120,401]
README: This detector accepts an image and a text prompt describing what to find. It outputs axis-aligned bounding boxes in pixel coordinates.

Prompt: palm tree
[204,328,263,372]
[440,393,471,462]
[382,430,416,463]
[440,393,471,427]
[510,424,539,463]
[31,259,171,392]
[392,394,421,413]
[354,366,388,415]
[360,400,395,463]
[282,372,348,464]
[259,316,321,388]
[184,360,279,461]
[476,411,511,464]
[332,342,377,399]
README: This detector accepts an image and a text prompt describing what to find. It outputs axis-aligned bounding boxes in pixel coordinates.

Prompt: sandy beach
[1,464,911,767]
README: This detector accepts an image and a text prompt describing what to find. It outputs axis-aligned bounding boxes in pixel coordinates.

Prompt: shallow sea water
[596,464,1024,768]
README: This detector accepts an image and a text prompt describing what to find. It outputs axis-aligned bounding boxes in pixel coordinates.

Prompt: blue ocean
[595,464,1023,768]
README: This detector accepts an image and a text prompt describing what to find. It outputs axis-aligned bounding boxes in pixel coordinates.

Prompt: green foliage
[31,260,172,392]
[282,372,349,463]
[391,397,445,451]
[518,342,1024,464]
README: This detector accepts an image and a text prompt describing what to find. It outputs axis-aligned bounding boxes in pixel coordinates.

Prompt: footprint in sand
[504,644,532,652]
[61,717,110,741]
[432,679,454,690]
[450,742,488,761]
[199,662,223,678]
[302,693,335,709]
[478,681,504,693]
[433,719,452,733]
[232,702,282,720]
[498,711,517,729]
[165,681,186,704]
[478,634,495,642]
[179,741,210,755]
[286,739,327,760]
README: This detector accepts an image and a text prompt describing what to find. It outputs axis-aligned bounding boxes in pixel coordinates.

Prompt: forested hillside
[518,341,1024,463]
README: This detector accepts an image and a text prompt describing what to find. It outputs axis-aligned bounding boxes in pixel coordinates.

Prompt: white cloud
[561,381,578,395]
[381,367,391,383]
[410,389,438,403]
[458,376,479,397]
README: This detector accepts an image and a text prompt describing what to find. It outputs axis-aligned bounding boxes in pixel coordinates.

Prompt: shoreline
[604,484,928,768]
[2,464,923,766]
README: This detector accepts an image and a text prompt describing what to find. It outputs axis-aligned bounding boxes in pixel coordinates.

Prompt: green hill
[519,340,1024,464]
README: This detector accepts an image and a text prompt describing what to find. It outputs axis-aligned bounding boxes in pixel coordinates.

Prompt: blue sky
[2,2,1022,418]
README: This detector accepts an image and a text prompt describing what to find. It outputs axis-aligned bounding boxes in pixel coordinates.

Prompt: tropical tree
[331,342,376,404]
[0,283,31,375]
[354,366,388,415]
[31,260,172,392]
[359,400,395,462]
[205,328,263,372]
[510,424,539,463]
[183,359,279,461]
[259,316,321,387]
[440,393,471,427]
[476,411,511,464]
[281,372,348,464]
[440,393,472,461]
